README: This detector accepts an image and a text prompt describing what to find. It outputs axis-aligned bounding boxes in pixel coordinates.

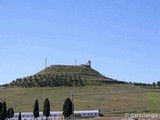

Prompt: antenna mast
[75,60,77,66]
[45,58,47,68]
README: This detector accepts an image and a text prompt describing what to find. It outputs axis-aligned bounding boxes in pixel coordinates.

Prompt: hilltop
[8,61,116,87]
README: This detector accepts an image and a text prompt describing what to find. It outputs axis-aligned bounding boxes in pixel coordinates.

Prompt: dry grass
[0,84,160,117]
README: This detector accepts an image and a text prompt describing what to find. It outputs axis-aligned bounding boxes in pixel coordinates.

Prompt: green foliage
[63,98,73,118]
[0,102,2,113]
[10,74,86,87]
[7,107,14,119]
[33,99,39,118]
[0,101,7,120]
[43,98,50,118]
[157,81,160,87]
[8,65,111,87]
[18,112,21,120]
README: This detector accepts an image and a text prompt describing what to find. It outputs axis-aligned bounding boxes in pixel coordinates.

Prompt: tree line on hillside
[102,80,160,88]
[1,73,160,88]
[0,102,14,120]
[130,81,160,87]
[42,65,103,77]
[0,98,73,120]
[8,74,85,87]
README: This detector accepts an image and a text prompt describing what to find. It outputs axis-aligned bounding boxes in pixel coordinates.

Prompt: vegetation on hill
[7,65,113,87]
[2,62,160,118]
[63,98,73,118]
[0,101,14,120]
[37,65,111,82]
[1,84,160,117]
[1,64,160,88]
[9,73,85,87]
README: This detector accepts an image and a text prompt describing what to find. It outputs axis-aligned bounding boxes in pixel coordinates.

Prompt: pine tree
[63,98,73,118]
[33,99,39,119]
[18,112,21,120]
[0,101,7,120]
[7,108,14,119]
[43,98,50,119]
[0,102,2,113]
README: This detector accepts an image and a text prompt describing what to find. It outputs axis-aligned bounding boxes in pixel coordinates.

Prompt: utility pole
[71,92,74,120]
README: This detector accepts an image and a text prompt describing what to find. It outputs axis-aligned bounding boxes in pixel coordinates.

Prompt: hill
[37,64,112,82]
[8,61,116,87]
[2,61,160,117]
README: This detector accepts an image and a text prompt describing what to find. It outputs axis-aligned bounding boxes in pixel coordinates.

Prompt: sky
[0,0,160,85]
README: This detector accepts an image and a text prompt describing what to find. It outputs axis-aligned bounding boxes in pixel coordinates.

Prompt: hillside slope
[2,84,160,116]
[8,64,114,87]
[37,65,112,81]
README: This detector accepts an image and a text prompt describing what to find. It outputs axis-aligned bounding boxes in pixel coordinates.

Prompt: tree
[63,98,73,118]
[18,112,21,120]
[0,101,7,120]
[153,82,156,87]
[33,99,39,119]
[7,108,14,119]
[157,81,160,87]
[43,98,50,119]
[0,102,3,120]
[0,102,2,113]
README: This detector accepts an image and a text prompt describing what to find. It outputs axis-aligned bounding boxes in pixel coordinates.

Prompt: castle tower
[88,60,91,68]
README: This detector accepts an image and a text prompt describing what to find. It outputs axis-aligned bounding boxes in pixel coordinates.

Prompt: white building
[9,110,99,120]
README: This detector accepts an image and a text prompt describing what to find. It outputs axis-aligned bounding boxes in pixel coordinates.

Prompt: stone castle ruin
[80,60,91,68]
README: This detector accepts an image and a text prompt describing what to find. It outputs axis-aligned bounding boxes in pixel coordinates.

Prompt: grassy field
[1,84,160,117]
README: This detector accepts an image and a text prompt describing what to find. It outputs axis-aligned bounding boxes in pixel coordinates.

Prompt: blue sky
[0,0,159,84]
